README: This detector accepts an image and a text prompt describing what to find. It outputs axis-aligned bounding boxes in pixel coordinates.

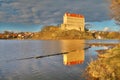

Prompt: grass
[85,44,120,80]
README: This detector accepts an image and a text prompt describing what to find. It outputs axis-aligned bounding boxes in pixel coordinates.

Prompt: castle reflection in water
[60,40,85,66]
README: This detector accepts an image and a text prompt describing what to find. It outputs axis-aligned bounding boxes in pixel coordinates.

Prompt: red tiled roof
[65,12,84,18]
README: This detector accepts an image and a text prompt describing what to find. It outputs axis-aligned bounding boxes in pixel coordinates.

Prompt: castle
[61,12,85,31]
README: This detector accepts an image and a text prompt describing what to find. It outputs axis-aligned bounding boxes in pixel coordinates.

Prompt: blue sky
[0,0,109,24]
[87,20,120,31]
[0,23,43,32]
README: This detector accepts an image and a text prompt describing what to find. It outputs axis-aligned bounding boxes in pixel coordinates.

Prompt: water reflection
[60,40,85,52]
[0,40,119,80]
[0,40,87,80]
[61,40,85,66]
[63,50,84,65]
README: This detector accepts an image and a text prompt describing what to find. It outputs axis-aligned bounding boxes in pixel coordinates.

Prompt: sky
[88,20,120,31]
[0,0,110,25]
[0,0,119,32]
[0,22,42,32]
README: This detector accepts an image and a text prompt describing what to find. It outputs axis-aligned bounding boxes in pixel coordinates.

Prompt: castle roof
[65,12,84,18]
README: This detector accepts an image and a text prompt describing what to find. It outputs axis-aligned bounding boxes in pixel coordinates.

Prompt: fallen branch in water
[7,46,91,62]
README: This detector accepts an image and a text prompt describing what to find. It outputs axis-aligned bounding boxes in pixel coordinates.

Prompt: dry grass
[85,45,120,80]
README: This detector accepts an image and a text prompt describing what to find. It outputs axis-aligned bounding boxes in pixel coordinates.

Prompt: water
[0,40,119,80]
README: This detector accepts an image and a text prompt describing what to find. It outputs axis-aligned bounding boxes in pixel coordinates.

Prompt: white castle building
[61,12,85,31]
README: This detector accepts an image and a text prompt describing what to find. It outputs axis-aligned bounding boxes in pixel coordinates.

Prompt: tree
[85,23,93,31]
[110,0,120,24]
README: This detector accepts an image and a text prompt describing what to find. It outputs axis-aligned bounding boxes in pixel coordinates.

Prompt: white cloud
[103,27,111,31]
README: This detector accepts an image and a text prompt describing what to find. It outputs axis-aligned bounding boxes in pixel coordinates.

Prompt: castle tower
[61,12,85,31]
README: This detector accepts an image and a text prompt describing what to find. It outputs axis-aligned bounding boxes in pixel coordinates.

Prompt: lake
[0,40,119,80]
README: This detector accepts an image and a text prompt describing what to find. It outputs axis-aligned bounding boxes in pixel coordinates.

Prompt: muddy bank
[85,44,120,80]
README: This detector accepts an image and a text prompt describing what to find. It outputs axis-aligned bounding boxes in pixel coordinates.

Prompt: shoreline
[85,44,120,80]
[1,26,120,40]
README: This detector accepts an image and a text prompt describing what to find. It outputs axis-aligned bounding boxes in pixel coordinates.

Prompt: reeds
[85,45,120,80]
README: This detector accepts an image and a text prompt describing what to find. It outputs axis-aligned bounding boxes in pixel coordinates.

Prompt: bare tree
[110,0,120,24]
